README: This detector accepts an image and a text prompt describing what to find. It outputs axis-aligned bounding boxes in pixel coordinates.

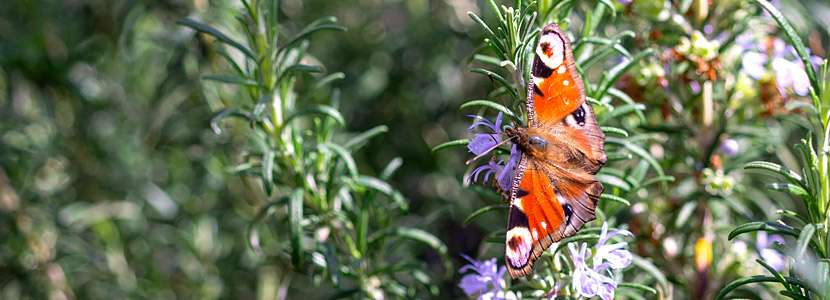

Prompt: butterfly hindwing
[505,157,562,278]
[505,157,602,278]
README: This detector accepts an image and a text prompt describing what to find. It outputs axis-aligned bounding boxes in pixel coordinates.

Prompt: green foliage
[720,2,830,298]
[179,0,448,298]
[0,1,245,298]
[696,0,830,299]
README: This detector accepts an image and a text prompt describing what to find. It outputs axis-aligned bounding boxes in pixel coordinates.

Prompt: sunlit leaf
[177,18,256,59]
[284,104,346,127]
[717,275,807,300]
[463,204,510,225]
[431,139,471,153]
[319,143,359,179]
[344,125,388,150]
[460,100,520,122]
[290,188,305,268]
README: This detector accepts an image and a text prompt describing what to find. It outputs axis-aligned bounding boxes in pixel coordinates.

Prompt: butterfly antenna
[465,137,512,165]
[488,73,518,128]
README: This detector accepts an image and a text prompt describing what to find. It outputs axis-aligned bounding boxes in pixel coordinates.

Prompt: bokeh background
[2,0,830,298]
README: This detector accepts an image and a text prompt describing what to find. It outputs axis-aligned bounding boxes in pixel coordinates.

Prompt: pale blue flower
[593,222,635,270]
[735,31,755,51]
[467,159,503,186]
[720,139,739,157]
[756,232,786,271]
[741,36,820,97]
[741,51,768,80]
[690,80,701,94]
[494,144,519,189]
[467,113,504,155]
[569,223,633,300]
[458,254,507,300]
[569,243,616,300]
[773,54,810,96]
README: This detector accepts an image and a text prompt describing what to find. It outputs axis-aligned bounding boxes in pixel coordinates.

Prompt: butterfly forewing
[527,23,586,127]
[560,101,607,174]
[528,23,606,173]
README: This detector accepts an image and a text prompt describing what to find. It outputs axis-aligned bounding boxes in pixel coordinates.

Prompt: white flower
[593,222,635,270]
[569,222,634,300]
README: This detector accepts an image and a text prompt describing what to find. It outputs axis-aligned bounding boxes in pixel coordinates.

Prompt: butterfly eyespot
[507,236,522,250]
[505,226,533,269]
[572,106,586,126]
[540,42,552,57]
[528,135,548,152]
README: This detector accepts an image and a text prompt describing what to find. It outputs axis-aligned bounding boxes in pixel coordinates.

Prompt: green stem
[820,110,830,257]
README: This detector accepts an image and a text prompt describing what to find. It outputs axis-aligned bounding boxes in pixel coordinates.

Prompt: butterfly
[490,22,607,279]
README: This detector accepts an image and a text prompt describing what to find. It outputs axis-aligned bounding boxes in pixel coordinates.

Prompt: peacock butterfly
[468,22,607,279]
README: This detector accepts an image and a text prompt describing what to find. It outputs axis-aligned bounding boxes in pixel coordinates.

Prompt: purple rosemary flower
[467,113,504,155]
[756,232,786,271]
[690,81,701,94]
[773,52,811,96]
[466,113,520,189]
[735,31,755,51]
[569,243,617,300]
[741,51,768,80]
[593,222,635,270]
[458,254,507,300]
[741,36,820,97]
[720,139,739,157]
[494,144,519,189]
[468,159,504,186]
[569,222,633,300]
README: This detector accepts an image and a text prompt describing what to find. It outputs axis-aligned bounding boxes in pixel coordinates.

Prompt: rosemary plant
[719,0,830,299]
[179,0,449,297]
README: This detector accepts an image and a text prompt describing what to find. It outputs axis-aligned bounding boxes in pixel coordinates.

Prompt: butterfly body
[500,23,607,279]
[507,126,599,175]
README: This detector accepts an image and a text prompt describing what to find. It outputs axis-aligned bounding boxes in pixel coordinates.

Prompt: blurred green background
[0,0,494,298]
[3,0,830,299]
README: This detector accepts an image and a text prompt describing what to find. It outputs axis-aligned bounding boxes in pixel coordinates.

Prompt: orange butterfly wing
[504,23,607,279]
[505,158,602,278]
[526,23,585,127]
[528,23,606,172]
